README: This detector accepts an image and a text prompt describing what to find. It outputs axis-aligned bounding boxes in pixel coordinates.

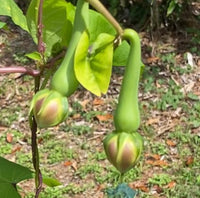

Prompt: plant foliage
[0,157,33,198]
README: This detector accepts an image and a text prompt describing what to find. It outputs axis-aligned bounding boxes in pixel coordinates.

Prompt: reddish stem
[0,66,40,76]
[37,0,45,59]
[32,0,45,197]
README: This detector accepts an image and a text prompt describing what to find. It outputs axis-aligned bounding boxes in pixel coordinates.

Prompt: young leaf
[26,51,42,61]
[43,176,62,187]
[89,10,130,66]
[0,0,28,32]
[26,1,129,64]
[0,157,33,184]
[26,0,75,57]
[74,31,114,96]
[0,182,21,198]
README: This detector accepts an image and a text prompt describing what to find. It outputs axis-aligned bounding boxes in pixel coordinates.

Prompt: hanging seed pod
[103,131,143,173]
[30,89,68,128]
[114,29,143,133]
[50,0,89,97]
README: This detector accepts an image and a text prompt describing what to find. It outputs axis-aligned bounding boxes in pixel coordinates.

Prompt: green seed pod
[114,29,142,133]
[30,89,68,128]
[103,131,143,173]
[50,0,89,97]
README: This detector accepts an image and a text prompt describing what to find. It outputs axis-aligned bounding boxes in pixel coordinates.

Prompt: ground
[0,16,200,198]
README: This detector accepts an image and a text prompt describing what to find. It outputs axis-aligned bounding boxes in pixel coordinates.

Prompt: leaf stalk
[0,66,40,76]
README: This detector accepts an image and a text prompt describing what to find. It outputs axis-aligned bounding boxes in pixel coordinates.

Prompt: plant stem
[37,0,45,62]
[30,73,42,198]
[30,0,45,197]
[50,0,89,96]
[0,66,40,76]
[30,115,42,198]
[86,0,123,36]
[120,173,125,183]
[40,50,65,90]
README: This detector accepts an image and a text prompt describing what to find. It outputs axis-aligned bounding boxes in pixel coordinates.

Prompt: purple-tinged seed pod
[103,131,143,173]
[30,89,68,128]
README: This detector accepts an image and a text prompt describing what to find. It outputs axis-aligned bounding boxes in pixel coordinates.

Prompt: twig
[156,123,175,137]
[40,50,66,90]
[37,0,45,60]
[35,170,43,197]
[0,66,40,76]
[88,135,102,141]
[31,0,45,197]
[30,116,42,198]
[45,49,66,68]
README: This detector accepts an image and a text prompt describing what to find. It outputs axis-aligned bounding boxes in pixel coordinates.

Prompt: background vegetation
[1,0,200,197]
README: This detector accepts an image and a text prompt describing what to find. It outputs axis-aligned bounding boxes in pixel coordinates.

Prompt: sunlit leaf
[74,31,114,96]
[89,10,130,66]
[26,51,42,61]
[26,1,129,64]
[0,0,28,32]
[26,0,74,57]
[43,176,61,187]
[89,10,116,43]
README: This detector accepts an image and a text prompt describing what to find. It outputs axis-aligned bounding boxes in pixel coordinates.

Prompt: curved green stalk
[51,0,89,96]
[114,29,142,133]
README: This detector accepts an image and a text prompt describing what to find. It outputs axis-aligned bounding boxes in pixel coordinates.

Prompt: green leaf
[167,0,176,16]
[113,41,130,66]
[0,157,33,184]
[0,0,28,32]
[89,10,116,43]
[0,182,21,198]
[0,22,6,29]
[197,175,200,184]
[26,0,39,43]
[187,92,199,101]
[0,157,33,198]
[89,10,130,66]
[26,1,129,64]
[43,176,62,187]
[74,31,114,96]
[26,0,75,57]
[26,51,42,61]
